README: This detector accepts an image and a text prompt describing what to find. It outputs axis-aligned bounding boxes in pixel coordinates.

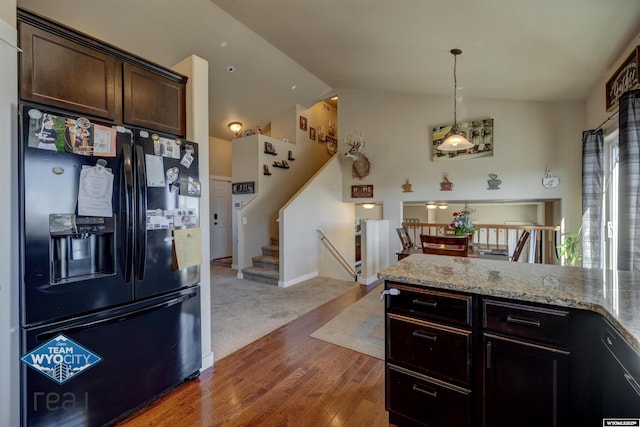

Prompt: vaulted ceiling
[17,0,640,139]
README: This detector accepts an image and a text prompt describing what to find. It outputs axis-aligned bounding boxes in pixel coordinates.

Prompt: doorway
[209,176,232,261]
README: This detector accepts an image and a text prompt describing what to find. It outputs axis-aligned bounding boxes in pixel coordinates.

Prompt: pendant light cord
[453,53,457,129]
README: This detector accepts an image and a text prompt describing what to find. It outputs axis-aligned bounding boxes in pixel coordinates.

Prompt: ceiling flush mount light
[425,202,437,210]
[228,122,242,135]
[438,202,449,209]
[437,49,474,152]
[362,203,376,209]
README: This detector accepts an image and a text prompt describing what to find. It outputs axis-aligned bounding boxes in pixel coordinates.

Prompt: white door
[209,177,232,260]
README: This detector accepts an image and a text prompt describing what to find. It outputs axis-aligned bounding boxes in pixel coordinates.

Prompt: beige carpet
[310,283,385,360]
[210,266,357,361]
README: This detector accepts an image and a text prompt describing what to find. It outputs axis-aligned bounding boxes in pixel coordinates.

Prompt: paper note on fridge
[92,124,117,157]
[145,154,166,187]
[77,164,114,217]
[173,227,202,270]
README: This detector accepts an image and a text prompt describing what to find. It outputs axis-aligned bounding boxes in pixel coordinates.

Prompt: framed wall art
[432,118,494,162]
[606,46,639,111]
[351,184,373,198]
[232,181,255,194]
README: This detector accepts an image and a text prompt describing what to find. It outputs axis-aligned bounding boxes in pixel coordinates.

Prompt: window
[603,128,619,270]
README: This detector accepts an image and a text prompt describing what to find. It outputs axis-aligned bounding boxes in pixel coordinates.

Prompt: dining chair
[420,234,469,257]
[510,230,531,262]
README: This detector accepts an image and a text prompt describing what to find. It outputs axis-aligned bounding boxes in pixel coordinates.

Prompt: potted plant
[450,206,476,237]
[557,227,582,266]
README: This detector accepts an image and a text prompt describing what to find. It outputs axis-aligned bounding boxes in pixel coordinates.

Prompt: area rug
[210,266,357,361]
[310,283,385,360]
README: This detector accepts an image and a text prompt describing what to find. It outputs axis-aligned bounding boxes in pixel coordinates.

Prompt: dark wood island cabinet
[379,254,640,426]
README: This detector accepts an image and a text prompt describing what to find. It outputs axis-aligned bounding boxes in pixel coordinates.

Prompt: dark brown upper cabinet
[18,9,187,137]
[19,22,118,121]
[123,63,186,136]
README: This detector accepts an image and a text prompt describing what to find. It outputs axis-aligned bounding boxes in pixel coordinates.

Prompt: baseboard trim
[201,352,214,372]
[279,271,318,288]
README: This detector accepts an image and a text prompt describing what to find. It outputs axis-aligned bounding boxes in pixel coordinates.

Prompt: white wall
[172,55,213,370]
[338,89,585,265]
[361,219,389,285]
[281,156,355,284]
[209,136,231,177]
[0,8,19,427]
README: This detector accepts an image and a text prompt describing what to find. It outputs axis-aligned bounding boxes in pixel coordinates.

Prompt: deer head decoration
[344,131,370,180]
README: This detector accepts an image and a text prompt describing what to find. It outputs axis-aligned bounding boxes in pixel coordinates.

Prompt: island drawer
[387,364,472,427]
[483,299,570,347]
[386,282,473,327]
[388,313,472,385]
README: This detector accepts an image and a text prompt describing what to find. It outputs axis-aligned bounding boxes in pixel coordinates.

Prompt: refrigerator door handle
[122,143,134,284]
[35,291,198,342]
[134,145,147,281]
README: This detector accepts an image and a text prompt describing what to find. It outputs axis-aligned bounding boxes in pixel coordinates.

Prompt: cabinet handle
[412,384,438,398]
[486,341,492,369]
[624,372,640,398]
[412,330,437,341]
[413,299,437,308]
[506,315,541,328]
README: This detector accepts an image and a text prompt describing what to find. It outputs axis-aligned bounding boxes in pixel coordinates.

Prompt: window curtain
[581,129,604,269]
[617,89,640,271]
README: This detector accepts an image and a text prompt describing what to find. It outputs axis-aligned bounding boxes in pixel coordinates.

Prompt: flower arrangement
[450,206,476,236]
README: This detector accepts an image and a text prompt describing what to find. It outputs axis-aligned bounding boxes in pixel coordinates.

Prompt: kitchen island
[378,254,640,426]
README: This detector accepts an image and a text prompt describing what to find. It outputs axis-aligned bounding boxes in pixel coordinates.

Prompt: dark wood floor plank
[115,282,388,427]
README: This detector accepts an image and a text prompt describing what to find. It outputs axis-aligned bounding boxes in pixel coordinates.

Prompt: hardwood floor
[114,283,390,427]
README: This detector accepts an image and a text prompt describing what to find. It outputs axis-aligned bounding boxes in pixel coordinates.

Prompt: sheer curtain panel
[582,129,604,269]
[617,89,640,271]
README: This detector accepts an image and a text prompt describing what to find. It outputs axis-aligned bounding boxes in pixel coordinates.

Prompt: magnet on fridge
[179,177,201,197]
[166,167,179,184]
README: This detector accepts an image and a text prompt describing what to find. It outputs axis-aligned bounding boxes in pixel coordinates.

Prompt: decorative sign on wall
[351,184,374,198]
[232,181,255,194]
[432,118,494,162]
[542,167,560,189]
[606,46,639,111]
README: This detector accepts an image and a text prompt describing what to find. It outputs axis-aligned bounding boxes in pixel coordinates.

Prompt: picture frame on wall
[309,126,316,141]
[432,118,494,162]
[299,116,308,131]
[232,181,255,194]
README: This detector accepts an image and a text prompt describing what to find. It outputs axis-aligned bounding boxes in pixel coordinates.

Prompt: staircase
[241,237,280,285]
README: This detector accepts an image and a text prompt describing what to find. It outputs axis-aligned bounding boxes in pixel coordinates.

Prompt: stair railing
[317,229,359,281]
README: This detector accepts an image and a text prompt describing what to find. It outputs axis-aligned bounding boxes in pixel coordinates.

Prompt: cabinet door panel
[387,364,472,427]
[483,334,569,427]
[19,23,117,120]
[389,314,471,385]
[123,63,186,136]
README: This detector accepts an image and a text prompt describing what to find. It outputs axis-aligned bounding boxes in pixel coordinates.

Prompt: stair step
[252,255,279,269]
[242,266,279,286]
[270,236,279,246]
[261,244,279,257]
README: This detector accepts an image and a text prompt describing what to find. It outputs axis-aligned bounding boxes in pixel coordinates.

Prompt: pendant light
[437,49,474,152]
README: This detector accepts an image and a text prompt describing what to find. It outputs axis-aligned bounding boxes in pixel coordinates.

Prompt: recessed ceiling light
[226,65,236,73]
[220,41,228,48]
[291,85,297,90]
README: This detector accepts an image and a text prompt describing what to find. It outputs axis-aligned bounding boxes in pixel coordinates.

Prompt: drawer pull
[412,384,438,398]
[413,299,437,308]
[412,330,437,341]
[506,315,541,328]
[624,372,640,398]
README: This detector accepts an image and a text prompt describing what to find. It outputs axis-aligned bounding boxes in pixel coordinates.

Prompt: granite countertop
[378,254,640,352]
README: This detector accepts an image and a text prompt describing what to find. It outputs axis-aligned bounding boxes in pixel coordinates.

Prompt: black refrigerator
[19,104,202,426]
